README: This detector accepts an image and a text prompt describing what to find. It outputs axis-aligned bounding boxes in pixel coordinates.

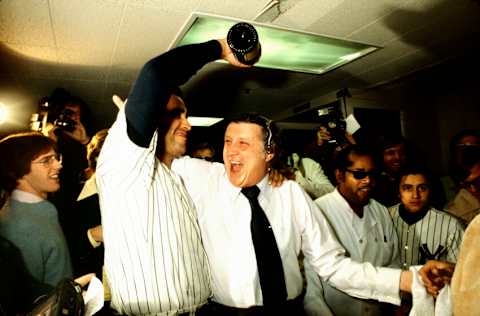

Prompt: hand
[419,260,455,297]
[316,127,332,146]
[217,39,252,68]
[63,120,90,145]
[45,123,59,142]
[112,94,126,110]
[317,127,355,147]
[74,273,95,288]
[88,225,103,243]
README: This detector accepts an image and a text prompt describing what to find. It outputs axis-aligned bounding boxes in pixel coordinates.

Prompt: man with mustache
[96,38,247,315]
[304,145,402,316]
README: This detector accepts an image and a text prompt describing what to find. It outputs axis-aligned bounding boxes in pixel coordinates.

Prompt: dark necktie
[241,186,287,306]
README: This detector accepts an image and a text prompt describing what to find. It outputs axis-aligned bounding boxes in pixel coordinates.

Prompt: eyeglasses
[32,154,62,166]
[345,169,378,180]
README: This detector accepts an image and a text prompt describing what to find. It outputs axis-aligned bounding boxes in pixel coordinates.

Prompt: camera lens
[227,22,261,65]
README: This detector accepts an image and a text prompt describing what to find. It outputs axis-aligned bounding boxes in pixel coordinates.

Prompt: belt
[197,296,305,316]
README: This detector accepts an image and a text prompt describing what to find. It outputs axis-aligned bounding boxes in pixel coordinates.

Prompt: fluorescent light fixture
[171,13,380,75]
[188,116,223,127]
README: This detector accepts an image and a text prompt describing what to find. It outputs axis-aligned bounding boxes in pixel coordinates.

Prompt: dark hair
[190,142,215,156]
[449,129,480,184]
[334,144,375,172]
[228,113,294,178]
[171,86,183,99]
[0,133,56,204]
[398,164,433,185]
[449,129,480,152]
[87,129,109,171]
[375,134,406,151]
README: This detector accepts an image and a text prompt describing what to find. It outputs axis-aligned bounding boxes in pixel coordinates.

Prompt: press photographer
[32,89,93,278]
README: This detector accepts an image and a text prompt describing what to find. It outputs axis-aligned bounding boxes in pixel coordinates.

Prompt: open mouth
[230,160,242,172]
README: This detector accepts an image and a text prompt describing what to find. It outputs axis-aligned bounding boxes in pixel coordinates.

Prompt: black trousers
[197,296,305,316]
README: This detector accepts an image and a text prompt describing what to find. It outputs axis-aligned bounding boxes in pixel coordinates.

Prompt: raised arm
[125,40,222,147]
[125,39,248,147]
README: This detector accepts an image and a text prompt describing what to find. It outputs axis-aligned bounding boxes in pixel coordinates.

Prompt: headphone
[259,115,273,153]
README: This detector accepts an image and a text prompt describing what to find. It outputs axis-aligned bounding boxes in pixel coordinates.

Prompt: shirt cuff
[373,267,402,305]
[87,229,102,248]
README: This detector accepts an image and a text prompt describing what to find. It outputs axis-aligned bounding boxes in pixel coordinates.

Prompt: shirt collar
[77,174,98,201]
[11,189,44,203]
[332,188,376,227]
[224,174,270,201]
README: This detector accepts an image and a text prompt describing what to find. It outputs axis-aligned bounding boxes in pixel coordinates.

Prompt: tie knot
[241,186,260,200]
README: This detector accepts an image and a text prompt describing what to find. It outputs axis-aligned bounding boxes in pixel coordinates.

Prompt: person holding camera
[44,96,93,275]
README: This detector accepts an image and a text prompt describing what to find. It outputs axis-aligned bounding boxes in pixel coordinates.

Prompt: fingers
[217,39,252,68]
[74,273,95,287]
[316,127,331,146]
[112,94,126,110]
[419,260,455,294]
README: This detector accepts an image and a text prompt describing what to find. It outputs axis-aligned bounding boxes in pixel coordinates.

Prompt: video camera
[30,96,77,133]
[53,108,77,133]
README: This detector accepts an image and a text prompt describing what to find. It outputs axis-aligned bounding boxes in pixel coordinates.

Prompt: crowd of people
[0,37,479,316]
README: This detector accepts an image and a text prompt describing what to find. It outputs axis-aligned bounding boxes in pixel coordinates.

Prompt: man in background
[304,145,400,316]
[0,133,72,286]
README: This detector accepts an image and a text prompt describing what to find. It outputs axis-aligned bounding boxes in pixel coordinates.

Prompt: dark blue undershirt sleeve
[125,40,222,147]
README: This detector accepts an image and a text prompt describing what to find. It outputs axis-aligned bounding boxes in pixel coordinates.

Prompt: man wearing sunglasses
[0,133,72,286]
[304,145,403,316]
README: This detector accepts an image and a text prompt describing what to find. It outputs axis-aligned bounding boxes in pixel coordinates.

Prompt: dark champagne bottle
[227,22,261,65]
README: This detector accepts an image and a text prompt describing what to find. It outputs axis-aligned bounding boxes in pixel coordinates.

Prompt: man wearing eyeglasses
[304,145,402,316]
[0,133,72,286]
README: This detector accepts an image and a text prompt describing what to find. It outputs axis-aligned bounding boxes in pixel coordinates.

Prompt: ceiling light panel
[171,13,380,74]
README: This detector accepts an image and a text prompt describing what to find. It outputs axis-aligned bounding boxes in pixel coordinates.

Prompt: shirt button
[404,245,409,250]
[359,239,363,243]
[403,262,407,267]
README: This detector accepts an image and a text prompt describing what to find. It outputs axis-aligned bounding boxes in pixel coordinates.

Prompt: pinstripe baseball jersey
[96,109,210,315]
[388,204,464,269]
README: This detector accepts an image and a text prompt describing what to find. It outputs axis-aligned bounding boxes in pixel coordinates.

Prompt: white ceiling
[1,0,479,132]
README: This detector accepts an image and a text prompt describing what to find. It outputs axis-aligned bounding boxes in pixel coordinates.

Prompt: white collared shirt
[11,189,44,203]
[172,157,402,308]
[96,109,210,315]
[305,189,400,315]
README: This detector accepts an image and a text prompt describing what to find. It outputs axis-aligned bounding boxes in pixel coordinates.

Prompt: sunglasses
[345,169,379,180]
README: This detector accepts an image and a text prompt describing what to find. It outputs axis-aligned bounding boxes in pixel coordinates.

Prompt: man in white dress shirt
[304,145,401,316]
[172,118,450,315]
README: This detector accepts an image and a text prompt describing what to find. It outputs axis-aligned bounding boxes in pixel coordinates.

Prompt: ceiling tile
[110,5,188,72]
[349,49,441,87]
[198,0,269,19]
[0,0,55,46]
[51,0,125,50]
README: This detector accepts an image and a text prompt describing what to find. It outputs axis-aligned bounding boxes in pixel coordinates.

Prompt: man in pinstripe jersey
[388,164,464,314]
[389,164,464,269]
[96,39,248,315]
